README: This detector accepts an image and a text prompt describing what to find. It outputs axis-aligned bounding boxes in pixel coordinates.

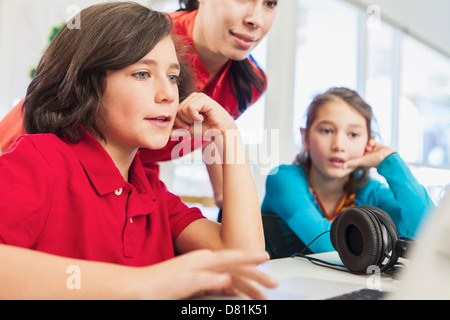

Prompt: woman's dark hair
[178,0,267,113]
[294,87,375,193]
[23,2,194,143]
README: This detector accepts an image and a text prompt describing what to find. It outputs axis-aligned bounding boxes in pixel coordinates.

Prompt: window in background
[294,0,359,143]
[398,37,450,203]
[235,37,268,145]
[399,36,450,168]
[365,21,395,147]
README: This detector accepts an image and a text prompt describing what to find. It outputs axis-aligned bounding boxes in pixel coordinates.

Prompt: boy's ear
[300,128,309,150]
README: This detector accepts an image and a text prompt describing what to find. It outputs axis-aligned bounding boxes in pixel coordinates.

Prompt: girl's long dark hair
[178,0,267,113]
[23,2,194,143]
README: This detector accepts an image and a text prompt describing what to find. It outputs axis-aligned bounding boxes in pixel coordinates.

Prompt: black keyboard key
[327,288,387,300]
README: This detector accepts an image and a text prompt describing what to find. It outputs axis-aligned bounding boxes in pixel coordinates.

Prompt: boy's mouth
[145,115,172,128]
[152,116,171,122]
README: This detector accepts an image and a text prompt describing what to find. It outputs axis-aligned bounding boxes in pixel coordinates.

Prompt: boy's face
[101,36,180,153]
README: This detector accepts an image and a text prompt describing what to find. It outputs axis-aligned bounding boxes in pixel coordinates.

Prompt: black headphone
[330,205,412,273]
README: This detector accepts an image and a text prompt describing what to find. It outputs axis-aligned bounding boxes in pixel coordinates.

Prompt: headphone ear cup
[330,214,342,251]
[358,205,397,251]
[357,205,401,272]
[333,207,383,273]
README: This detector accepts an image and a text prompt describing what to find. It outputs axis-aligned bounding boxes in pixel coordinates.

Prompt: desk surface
[257,251,402,300]
[197,251,403,300]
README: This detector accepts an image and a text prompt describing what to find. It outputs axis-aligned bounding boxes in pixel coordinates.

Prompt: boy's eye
[133,72,150,80]
[168,74,179,83]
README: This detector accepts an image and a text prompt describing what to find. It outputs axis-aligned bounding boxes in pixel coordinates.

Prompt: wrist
[376,148,396,167]
[216,129,246,165]
[127,264,181,300]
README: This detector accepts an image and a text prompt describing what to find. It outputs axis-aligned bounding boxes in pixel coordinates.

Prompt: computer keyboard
[327,288,387,300]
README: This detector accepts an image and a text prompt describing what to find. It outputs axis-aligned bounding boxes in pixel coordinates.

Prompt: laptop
[265,276,368,300]
[388,190,450,299]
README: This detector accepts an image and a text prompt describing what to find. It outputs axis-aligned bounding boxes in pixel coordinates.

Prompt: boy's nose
[155,79,176,104]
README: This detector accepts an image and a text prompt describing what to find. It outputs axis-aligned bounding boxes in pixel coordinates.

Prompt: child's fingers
[343,158,360,169]
[187,272,233,297]
[179,93,210,122]
[173,117,190,131]
[177,106,204,124]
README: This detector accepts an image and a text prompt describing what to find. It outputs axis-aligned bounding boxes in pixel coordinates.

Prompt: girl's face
[196,0,278,61]
[302,100,369,181]
[101,36,180,153]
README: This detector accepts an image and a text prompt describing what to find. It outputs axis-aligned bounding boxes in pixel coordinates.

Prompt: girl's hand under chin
[344,137,395,169]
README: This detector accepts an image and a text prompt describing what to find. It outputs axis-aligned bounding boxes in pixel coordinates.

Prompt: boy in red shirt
[0,3,276,299]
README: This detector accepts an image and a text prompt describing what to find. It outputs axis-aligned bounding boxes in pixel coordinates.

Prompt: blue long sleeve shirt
[261,153,434,253]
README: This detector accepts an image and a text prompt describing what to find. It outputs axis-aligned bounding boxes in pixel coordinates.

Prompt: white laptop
[388,191,450,299]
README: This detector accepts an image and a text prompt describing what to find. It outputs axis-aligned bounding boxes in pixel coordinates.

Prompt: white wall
[0,0,169,120]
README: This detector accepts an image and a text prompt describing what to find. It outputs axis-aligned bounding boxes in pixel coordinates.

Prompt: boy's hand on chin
[174,93,237,136]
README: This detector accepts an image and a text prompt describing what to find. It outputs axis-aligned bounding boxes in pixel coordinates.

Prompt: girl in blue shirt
[262,87,434,253]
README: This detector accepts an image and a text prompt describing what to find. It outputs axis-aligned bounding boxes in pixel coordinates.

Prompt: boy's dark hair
[178,0,267,114]
[23,2,194,143]
[295,87,375,193]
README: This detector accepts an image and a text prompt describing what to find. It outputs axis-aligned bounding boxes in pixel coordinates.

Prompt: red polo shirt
[0,132,205,266]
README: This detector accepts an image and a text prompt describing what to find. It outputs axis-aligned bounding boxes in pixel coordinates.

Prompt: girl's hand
[344,137,395,169]
[173,93,237,136]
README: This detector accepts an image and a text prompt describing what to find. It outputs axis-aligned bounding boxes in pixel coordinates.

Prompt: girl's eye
[349,132,360,138]
[320,128,333,134]
[133,72,150,80]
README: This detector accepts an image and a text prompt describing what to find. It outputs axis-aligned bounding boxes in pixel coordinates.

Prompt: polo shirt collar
[69,130,153,197]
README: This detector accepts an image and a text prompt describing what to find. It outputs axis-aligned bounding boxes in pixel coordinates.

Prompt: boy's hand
[173,93,237,136]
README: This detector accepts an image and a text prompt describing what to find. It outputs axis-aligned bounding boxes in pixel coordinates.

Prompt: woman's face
[195,0,278,61]
[302,100,369,181]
